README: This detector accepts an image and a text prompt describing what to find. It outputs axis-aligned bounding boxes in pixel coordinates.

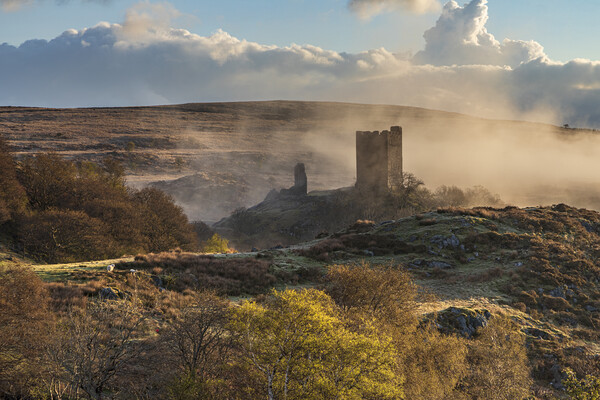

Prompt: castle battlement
[356,126,402,194]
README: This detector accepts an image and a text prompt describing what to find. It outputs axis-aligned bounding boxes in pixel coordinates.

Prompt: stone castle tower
[356,126,403,194]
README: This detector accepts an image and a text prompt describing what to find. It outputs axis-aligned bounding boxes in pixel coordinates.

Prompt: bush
[324,263,417,332]
[122,252,276,295]
[10,151,199,262]
[133,187,198,253]
[0,138,27,225]
[202,233,230,254]
[0,265,52,397]
[563,368,600,400]
[459,315,533,399]
[18,209,117,262]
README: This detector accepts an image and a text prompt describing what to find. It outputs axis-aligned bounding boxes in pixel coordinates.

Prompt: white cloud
[1,0,600,127]
[348,0,441,18]
[414,0,546,67]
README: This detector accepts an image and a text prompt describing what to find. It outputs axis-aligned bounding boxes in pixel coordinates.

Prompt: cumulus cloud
[414,0,546,66]
[348,0,441,18]
[1,0,600,127]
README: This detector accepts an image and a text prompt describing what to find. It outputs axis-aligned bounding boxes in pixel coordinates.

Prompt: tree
[229,288,401,400]
[18,209,116,262]
[0,265,52,398]
[324,263,417,333]
[202,233,230,254]
[395,172,424,209]
[47,300,146,400]
[133,187,198,252]
[164,291,230,383]
[324,263,469,400]
[0,138,27,224]
[400,326,468,400]
[458,316,532,399]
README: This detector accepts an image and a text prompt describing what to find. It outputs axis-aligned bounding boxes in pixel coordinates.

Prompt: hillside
[17,203,598,397]
[3,101,600,222]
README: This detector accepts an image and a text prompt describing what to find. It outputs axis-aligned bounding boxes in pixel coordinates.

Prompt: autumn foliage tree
[229,288,402,400]
[0,138,27,226]
[5,150,199,262]
[0,265,52,398]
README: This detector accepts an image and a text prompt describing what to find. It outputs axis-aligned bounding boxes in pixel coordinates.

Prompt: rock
[550,364,566,390]
[580,220,595,233]
[514,262,523,267]
[150,275,163,288]
[429,261,453,269]
[549,286,566,299]
[524,328,552,340]
[434,307,491,338]
[99,287,121,300]
[430,234,460,249]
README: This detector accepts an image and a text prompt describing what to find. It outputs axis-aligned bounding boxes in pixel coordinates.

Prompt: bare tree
[163,291,230,381]
[47,300,146,400]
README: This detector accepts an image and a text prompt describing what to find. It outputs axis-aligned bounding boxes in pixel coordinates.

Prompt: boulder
[435,307,491,338]
[99,287,121,300]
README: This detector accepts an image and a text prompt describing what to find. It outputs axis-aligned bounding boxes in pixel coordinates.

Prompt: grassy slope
[10,203,598,394]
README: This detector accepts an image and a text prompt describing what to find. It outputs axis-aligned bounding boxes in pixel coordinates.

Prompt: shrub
[121,252,275,295]
[324,263,418,332]
[202,233,230,254]
[17,209,117,262]
[0,138,27,225]
[459,315,533,399]
[0,265,52,397]
[563,368,600,400]
[133,187,198,252]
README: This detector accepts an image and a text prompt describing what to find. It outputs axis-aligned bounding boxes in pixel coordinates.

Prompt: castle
[356,126,403,194]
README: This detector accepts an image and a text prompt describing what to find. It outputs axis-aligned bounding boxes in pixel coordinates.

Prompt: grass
[31,257,134,282]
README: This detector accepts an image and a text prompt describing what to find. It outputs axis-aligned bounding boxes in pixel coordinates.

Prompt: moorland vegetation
[0,262,540,400]
[0,138,197,262]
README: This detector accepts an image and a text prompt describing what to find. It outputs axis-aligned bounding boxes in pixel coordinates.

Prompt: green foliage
[202,233,230,254]
[229,288,402,400]
[564,368,600,400]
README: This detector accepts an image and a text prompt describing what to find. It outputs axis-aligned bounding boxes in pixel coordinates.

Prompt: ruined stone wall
[355,126,402,194]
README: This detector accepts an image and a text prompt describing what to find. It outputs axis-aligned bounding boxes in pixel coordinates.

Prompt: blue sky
[1,0,599,62]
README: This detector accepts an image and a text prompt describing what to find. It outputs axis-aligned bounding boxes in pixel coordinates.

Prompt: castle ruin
[356,126,403,194]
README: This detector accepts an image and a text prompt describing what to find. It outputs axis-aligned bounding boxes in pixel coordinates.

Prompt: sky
[2,0,600,127]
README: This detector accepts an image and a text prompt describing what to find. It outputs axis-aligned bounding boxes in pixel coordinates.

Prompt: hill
[3,101,600,222]
[20,203,600,397]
